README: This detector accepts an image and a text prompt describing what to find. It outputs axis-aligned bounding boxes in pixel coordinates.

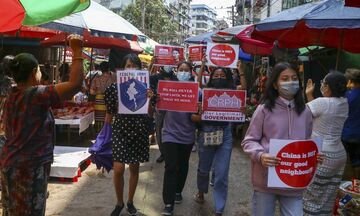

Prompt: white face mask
[177,71,191,81]
[278,81,300,98]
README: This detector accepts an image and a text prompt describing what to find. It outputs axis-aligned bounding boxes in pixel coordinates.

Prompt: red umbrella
[235,25,273,56]
[212,25,273,55]
[0,0,90,33]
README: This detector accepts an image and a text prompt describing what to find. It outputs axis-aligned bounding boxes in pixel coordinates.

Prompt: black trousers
[162,142,193,205]
[155,111,166,155]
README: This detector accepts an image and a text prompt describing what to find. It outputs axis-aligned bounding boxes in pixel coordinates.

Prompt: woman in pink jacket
[241,62,313,216]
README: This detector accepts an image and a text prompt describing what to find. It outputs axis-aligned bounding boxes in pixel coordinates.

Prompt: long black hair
[121,53,142,70]
[324,71,347,97]
[9,53,38,84]
[206,67,234,89]
[261,62,305,115]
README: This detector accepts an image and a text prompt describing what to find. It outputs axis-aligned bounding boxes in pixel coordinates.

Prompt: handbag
[203,129,224,146]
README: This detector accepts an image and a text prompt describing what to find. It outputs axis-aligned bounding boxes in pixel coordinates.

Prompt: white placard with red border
[154,45,185,66]
[206,43,239,69]
[117,70,149,115]
[267,138,322,189]
[201,89,246,122]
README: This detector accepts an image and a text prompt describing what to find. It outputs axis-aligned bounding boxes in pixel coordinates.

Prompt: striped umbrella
[0,0,90,32]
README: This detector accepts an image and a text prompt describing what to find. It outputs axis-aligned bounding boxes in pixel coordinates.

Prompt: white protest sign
[206,42,239,69]
[117,70,149,114]
[267,138,322,189]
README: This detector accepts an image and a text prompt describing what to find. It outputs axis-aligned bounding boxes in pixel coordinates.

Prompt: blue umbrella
[185,30,218,44]
[252,0,360,53]
[89,123,113,172]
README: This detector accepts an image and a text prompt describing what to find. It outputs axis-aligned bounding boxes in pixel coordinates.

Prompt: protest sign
[154,45,185,66]
[267,139,322,188]
[157,80,199,112]
[194,74,210,86]
[201,89,246,122]
[189,45,206,64]
[117,70,149,114]
[206,43,239,68]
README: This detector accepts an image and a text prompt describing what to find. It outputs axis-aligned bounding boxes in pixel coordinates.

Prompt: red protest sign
[206,43,239,68]
[154,45,185,66]
[189,45,206,64]
[201,89,246,122]
[268,139,322,188]
[157,80,199,112]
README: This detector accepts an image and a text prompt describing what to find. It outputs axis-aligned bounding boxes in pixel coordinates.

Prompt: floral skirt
[1,163,51,216]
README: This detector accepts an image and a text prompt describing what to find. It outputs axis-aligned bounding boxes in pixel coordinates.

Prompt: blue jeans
[197,124,232,214]
[252,191,303,216]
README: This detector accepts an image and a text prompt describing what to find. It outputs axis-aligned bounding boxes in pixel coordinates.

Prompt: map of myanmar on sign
[117,70,149,115]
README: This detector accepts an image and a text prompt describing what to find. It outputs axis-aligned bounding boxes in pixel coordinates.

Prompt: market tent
[252,0,360,53]
[40,0,144,40]
[0,0,90,32]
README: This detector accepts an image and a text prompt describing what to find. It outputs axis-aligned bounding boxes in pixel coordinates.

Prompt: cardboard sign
[189,45,206,64]
[154,45,185,66]
[206,43,239,68]
[202,89,246,122]
[267,139,322,189]
[157,80,199,112]
[117,70,149,114]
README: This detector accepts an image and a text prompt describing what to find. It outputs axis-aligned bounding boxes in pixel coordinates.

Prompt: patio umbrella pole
[89,48,94,90]
[335,30,344,70]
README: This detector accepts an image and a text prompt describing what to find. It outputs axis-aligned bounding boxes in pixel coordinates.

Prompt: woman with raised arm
[304,71,349,216]
[1,35,84,216]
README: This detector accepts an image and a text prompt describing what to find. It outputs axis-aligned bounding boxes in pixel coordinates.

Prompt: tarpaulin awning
[41,30,143,53]
[2,26,60,39]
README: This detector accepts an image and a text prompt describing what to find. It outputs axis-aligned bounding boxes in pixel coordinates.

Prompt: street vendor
[90,61,115,131]
[0,34,84,216]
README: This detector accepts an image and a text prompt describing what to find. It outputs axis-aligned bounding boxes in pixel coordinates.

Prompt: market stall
[53,101,95,144]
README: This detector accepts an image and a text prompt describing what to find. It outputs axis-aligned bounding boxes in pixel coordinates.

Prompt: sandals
[194,193,205,204]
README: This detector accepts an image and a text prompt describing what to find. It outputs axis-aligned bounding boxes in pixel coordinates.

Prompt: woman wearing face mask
[241,62,313,216]
[161,61,197,216]
[191,67,235,216]
[1,35,84,216]
[303,71,348,216]
[105,53,153,216]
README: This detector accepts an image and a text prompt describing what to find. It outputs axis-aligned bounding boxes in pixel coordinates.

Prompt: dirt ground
[44,136,253,216]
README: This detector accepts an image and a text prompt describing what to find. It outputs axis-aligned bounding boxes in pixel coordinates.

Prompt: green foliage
[120,0,178,43]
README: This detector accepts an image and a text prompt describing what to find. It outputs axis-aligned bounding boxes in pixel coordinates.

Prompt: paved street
[45,139,253,216]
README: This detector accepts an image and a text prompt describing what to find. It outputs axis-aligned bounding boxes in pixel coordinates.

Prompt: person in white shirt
[304,71,349,216]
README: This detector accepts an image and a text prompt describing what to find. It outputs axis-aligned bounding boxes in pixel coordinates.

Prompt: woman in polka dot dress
[105,54,153,216]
